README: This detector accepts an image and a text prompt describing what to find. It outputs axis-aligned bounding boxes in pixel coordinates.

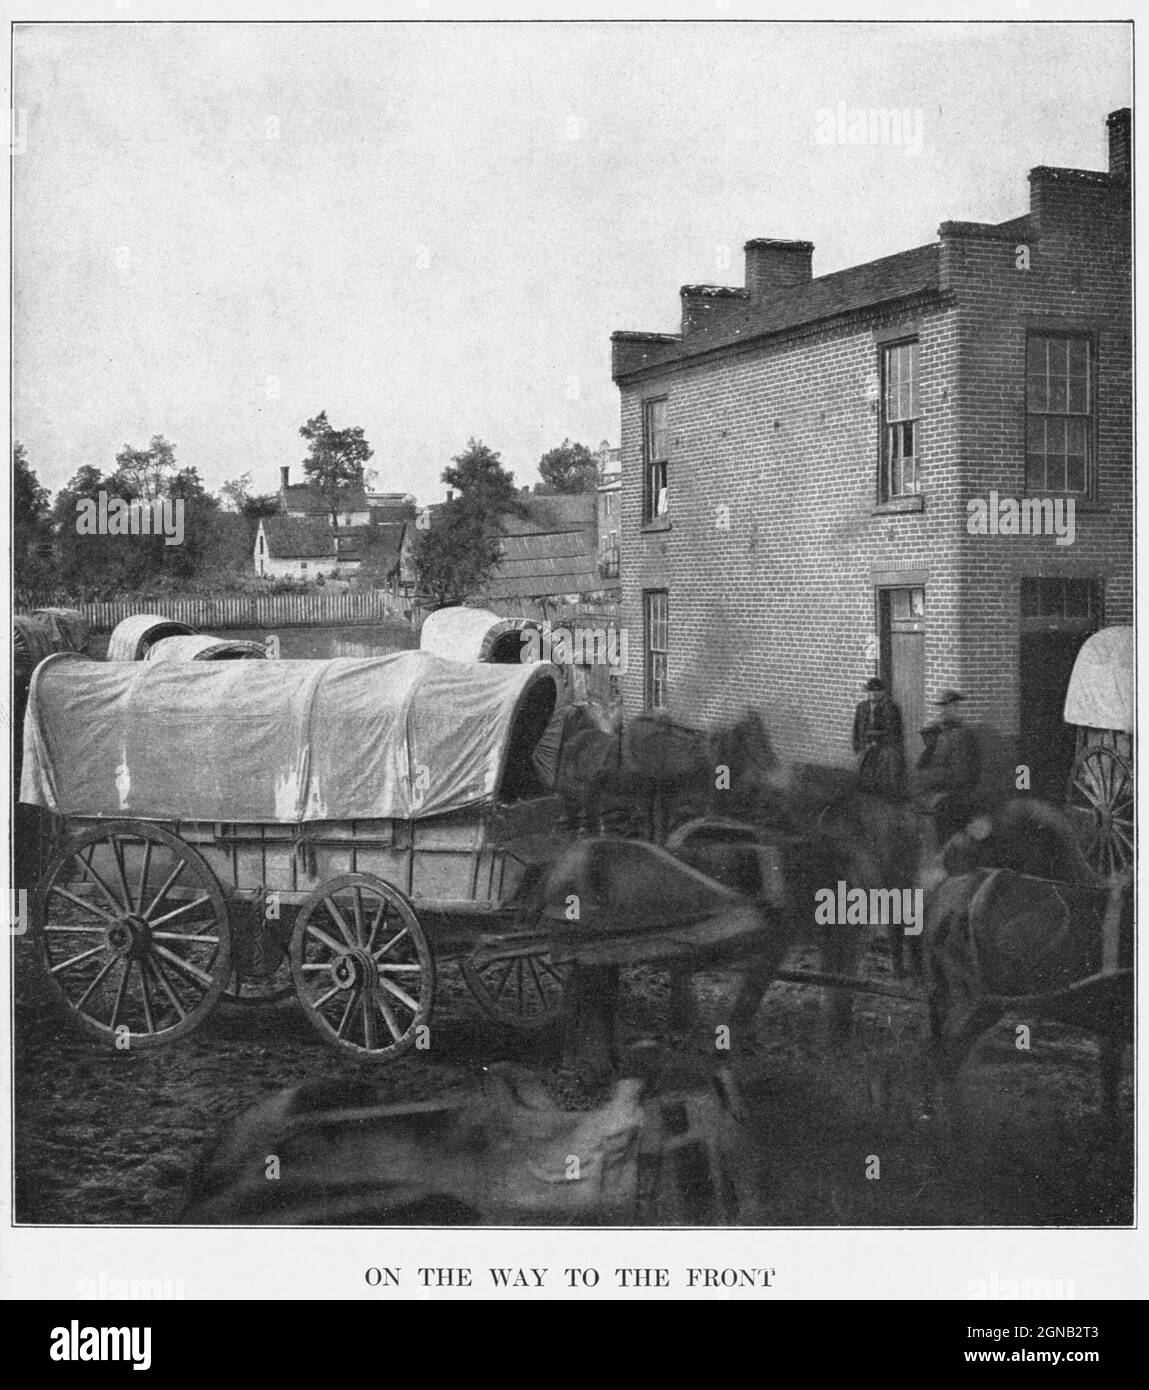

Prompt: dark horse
[544,705,912,1044]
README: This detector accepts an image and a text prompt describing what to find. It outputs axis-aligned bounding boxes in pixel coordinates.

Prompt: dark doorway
[1019,578,1101,799]
[878,587,925,769]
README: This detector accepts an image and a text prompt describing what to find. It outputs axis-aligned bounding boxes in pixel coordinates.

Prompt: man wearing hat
[916,689,981,842]
[851,676,906,800]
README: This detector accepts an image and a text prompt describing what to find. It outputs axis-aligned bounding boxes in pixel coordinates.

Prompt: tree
[537,438,598,494]
[414,500,502,609]
[13,443,51,585]
[299,410,373,525]
[413,439,525,608]
[441,438,526,522]
[110,435,178,501]
[219,472,253,512]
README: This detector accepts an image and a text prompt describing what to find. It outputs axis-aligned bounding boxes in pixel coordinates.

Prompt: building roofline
[613,284,952,384]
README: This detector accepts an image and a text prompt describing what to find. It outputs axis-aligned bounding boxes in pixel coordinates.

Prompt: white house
[255,516,336,579]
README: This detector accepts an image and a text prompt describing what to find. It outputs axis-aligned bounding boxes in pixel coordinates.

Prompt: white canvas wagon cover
[1063,625,1133,734]
[21,651,561,823]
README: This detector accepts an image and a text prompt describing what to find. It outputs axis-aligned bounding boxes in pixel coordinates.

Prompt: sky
[12,20,1131,506]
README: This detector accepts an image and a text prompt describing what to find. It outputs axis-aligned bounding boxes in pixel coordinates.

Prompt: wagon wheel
[290,874,434,1060]
[1067,744,1134,877]
[32,820,232,1048]
[461,935,568,1031]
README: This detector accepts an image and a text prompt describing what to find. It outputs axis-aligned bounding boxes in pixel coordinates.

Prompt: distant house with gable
[255,468,417,595]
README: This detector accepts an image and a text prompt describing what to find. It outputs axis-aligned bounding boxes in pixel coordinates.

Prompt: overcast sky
[13,20,1130,504]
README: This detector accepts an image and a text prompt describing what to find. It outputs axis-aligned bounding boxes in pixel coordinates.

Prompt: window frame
[1024,332,1095,497]
[644,589,669,710]
[643,397,670,524]
[879,339,920,502]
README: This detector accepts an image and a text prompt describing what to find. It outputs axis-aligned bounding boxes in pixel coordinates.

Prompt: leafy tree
[53,464,152,594]
[442,438,525,523]
[300,410,373,525]
[415,500,502,609]
[110,435,178,501]
[13,443,52,585]
[537,438,598,494]
[219,472,253,512]
[414,440,526,607]
[163,466,219,579]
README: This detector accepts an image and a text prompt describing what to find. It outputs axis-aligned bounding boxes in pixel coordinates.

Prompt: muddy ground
[13,928,1133,1227]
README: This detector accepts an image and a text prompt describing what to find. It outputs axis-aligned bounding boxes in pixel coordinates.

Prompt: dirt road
[13,933,1132,1227]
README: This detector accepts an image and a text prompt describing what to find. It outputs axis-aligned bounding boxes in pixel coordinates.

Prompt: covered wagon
[21,651,568,1059]
[105,612,198,662]
[1063,625,1134,877]
[145,635,269,663]
[419,605,541,665]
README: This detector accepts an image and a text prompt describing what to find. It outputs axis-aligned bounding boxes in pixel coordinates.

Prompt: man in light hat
[851,676,906,800]
[915,689,980,842]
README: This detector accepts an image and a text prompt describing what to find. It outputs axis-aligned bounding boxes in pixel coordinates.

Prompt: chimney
[447,490,454,503]
[280,465,290,490]
[1107,108,1131,181]
[744,239,814,302]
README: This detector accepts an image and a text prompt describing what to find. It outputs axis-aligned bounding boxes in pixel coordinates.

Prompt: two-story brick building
[610,110,1132,799]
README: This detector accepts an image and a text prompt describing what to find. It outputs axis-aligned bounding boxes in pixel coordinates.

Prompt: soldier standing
[852,676,906,800]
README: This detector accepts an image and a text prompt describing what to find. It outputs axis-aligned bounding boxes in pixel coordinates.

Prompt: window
[880,341,919,499]
[643,398,669,522]
[644,590,669,709]
[301,560,308,571]
[1020,577,1100,628]
[1026,335,1092,493]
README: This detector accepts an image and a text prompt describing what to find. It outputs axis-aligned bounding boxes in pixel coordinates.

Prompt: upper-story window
[643,398,669,522]
[1026,335,1092,493]
[880,341,919,499]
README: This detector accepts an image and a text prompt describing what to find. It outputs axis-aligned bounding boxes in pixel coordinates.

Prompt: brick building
[610,110,1132,798]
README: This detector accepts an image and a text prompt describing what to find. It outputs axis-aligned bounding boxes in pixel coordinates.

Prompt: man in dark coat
[852,677,906,800]
[915,688,981,842]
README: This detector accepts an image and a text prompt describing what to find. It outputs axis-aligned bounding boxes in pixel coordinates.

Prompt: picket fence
[16,590,413,634]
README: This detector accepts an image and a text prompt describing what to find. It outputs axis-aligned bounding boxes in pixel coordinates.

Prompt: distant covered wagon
[1064,625,1134,877]
[420,606,541,665]
[145,635,269,662]
[105,612,197,662]
[21,651,567,1059]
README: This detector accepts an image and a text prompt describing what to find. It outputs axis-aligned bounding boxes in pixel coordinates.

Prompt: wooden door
[879,587,925,766]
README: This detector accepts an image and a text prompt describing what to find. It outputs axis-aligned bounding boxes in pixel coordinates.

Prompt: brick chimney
[744,239,814,302]
[280,465,290,490]
[1108,108,1131,181]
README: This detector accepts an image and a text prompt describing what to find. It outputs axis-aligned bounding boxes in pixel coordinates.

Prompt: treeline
[14,438,281,600]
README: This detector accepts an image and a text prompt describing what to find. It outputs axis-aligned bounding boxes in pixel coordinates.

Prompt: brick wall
[614,160,1131,790]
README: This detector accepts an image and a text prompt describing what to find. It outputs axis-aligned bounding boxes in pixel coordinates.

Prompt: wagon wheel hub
[106,914,151,960]
[329,948,377,993]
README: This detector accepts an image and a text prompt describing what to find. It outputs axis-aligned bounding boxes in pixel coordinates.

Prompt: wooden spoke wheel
[1067,744,1134,878]
[290,874,434,1060]
[461,938,567,1030]
[32,821,232,1048]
